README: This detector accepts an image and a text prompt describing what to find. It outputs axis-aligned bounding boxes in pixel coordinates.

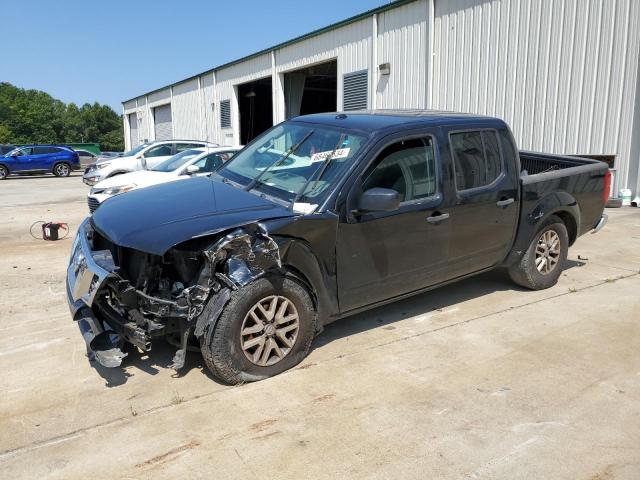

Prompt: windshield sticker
[310,148,350,163]
[292,202,318,214]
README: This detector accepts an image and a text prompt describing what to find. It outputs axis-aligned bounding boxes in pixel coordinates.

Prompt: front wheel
[200,276,317,384]
[53,162,71,177]
[508,215,569,290]
[0,165,8,180]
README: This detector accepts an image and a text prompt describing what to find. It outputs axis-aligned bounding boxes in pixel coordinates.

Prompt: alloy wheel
[535,230,561,274]
[55,163,69,176]
[240,295,300,367]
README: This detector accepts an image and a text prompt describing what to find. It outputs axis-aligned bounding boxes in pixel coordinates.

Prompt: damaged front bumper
[66,218,282,370]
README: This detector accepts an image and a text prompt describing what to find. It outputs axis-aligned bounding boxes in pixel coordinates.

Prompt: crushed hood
[91,176,295,255]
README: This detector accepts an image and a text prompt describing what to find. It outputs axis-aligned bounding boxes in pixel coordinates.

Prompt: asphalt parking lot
[1,174,639,479]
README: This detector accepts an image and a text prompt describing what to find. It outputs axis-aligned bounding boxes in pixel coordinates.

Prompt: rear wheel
[508,215,569,290]
[200,276,316,384]
[0,165,8,180]
[53,162,71,177]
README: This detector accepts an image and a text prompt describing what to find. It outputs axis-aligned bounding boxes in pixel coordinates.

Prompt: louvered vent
[343,70,368,111]
[220,100,231,128]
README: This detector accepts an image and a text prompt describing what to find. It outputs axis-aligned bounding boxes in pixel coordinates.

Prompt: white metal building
[122,0,640,196]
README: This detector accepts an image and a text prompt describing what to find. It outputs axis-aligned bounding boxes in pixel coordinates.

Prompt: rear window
[450,130,502,191]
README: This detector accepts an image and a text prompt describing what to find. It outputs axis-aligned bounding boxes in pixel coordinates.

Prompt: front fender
[274,236,338,323]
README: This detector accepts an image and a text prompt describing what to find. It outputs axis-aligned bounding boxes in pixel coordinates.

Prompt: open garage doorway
[284,60,337,119]
[238,77,273,145]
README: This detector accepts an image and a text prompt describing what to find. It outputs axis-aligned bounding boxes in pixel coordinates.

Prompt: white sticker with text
[310,148,350,163]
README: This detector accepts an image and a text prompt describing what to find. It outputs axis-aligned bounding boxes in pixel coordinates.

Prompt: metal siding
[275,17,372,111]
[123,100,137,113]
[148,88,171,106]
[171,79,200,139]
[432,0,640,192]
[201,73,216,143]
[375,0,428,109]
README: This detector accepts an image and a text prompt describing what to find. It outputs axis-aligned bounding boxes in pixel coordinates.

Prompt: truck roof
[292,109,507,132]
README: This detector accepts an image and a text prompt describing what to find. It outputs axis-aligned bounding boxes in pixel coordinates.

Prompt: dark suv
[0,145,80,179]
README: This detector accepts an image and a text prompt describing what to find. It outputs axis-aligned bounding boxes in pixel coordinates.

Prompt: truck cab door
[446,128,519,276]
[336,132,452,313]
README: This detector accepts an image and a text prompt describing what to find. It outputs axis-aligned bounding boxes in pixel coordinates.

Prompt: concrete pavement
[1,175,638,479]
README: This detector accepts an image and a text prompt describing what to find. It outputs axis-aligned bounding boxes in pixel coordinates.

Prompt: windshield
[151,149,203,172]
[218,122,367,207]
[122,143,150,157]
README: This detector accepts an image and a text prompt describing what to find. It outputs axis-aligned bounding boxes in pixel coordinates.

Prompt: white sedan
[87,146,241,213]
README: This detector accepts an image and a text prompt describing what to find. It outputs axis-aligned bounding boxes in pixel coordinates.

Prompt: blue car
[0,145,80,180]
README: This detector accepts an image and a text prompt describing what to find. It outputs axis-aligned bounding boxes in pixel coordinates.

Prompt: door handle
[496,198,515,207]
[427,212,450,223]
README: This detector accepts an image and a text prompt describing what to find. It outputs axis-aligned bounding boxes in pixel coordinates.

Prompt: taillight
[603,169,611,202]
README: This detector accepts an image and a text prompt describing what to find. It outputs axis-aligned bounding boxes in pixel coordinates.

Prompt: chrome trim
[591,214,608,234]
[66,218,113,315]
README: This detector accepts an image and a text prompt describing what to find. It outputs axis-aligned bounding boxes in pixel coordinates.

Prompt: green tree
[0,82,123,151]
[0,123,12,143]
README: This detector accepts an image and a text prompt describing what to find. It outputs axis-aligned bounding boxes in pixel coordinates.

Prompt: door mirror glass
[358,188,400,213]
[185,165,200,175]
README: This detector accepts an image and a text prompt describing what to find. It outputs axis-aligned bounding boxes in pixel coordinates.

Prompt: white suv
[82,140,217,185]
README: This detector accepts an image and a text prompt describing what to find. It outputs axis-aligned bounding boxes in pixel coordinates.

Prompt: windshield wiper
[290,133,346,209]
[244,129,315,192]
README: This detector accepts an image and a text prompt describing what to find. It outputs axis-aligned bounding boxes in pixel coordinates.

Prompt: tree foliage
[0,82,124,151]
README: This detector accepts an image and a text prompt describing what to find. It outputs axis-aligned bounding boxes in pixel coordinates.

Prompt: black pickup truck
[66,111,609,384]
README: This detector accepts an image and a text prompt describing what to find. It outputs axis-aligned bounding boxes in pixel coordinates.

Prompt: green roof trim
[122,0,418,104]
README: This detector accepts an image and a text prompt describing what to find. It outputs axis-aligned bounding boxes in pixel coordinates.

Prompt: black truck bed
[512,151,608,256]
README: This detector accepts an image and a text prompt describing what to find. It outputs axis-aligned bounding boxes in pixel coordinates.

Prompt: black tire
[508,215,569,290]
[0,165,8,180]
[53,162,71,177]
[200,276,317,384]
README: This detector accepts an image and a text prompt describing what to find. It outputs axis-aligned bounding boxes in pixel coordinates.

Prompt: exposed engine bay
[81,221,282,370]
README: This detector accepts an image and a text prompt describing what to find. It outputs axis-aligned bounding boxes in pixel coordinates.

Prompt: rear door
[445,127,519,276]
[142,143,173,168]
[337,130,453,312]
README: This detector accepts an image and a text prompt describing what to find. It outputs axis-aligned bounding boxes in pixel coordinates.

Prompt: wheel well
[553,211,578,246]
[279,265,318,310]
[53,161,70,169]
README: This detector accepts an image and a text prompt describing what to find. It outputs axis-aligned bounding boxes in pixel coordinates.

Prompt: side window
[33,146,48,155]
[450,130,502,191]
[18,147,33,156]
[362,137,437,204]
[176,143,201,152]
[145,144,172,157]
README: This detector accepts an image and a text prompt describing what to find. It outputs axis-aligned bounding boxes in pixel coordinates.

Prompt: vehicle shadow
[5,172,82,180]
[91,338,224,387]
[312,261,585,351]
[89,260,585,387]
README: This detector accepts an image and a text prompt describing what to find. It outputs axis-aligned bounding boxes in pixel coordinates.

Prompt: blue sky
[1,0,387,112]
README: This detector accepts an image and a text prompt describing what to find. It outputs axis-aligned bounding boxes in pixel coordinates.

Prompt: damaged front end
[66,218,281,370]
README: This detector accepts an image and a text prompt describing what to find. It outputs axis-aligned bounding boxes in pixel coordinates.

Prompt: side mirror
[186,165,200,175]
[140,156,147,169]
[357,188,400,213]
